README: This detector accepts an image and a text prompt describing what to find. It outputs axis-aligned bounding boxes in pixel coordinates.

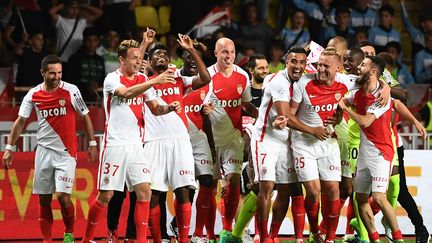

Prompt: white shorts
[33,146,76,194]
[251,138,297,184]
[353,154,392,194]
[292,138,341,182]
[144,137,197,192]
[213,135,244,180]
[98,144,152,191]
[190,131,213,177]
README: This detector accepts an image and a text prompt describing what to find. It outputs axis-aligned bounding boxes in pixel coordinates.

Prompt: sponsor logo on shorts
[179,169,194,175]
[143,168,151,174]
[225,159,242,165]
[341,160,350,166]
[66,185,73,189]
[200,159,212,165]
[372,177,388,182]
[287,168,295,174]
[329,165,341,171]
[57,175,74,184]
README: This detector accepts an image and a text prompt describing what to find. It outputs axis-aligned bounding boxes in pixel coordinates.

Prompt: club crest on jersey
[237,84,243,94]
[200,90,206,100]
[59,99,66,106]
[335,93,341,101]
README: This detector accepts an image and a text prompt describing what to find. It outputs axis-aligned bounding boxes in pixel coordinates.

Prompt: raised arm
[48,3,64,23]
[80,4,103,24]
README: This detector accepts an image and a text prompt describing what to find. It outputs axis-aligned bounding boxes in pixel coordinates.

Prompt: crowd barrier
[0,150,430,240]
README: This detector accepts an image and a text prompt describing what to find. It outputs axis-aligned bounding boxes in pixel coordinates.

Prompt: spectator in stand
[368,4,400,53]
[350,0,378,29]
[280,9,310,50]
[0,32,14,67]
[385,41,415,88]
[49,0,103,63]
[414,31,432,86]
[354,26,369,46]
[65,26,105,103]
[237,1,274,56]
[97,29,121,75]
[97,0,137,39]
[268,39,285,74]
[15,31,50,88]
[292,0,336,46]
[324,6,355,47]
[401,0,432,58]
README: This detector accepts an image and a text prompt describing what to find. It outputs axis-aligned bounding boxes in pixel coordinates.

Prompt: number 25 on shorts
[295,157,305,169]
[103,162,120,176]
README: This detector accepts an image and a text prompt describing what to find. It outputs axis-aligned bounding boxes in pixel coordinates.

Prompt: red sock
[194,186,212,237]
[369,197,381,215]
[149,205,162,243]
[369,231,380,241]
[222,186,240,231]
[39,205,53,241]
[255,213,259,235]
[319,194,328,234]
[392,229,403,241]
[135,201,150,243]
[325,199,340,241]
[83,200,105,241]
[258,219,269,239]
[291,195,305,239]
[205,191,216,239]
[345,197,355,234]
[176,202,192,243]
[269,221,282,239]
[304,197,320,234]
[60,204,74,233]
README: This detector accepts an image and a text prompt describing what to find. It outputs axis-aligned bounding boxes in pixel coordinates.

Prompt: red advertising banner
[0,152,132,240]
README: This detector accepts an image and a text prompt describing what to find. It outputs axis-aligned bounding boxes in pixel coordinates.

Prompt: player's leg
[256,180,276,240]
[107,188,127,240]
[269,184,290,240]
[320,180,341,242]
[159,192,170,241]
[125,191,137,241]
[57,192,75,241]
[194,175,214,239]
[356,193,379,242]
[149,190,162,243]
[132,182,152,243]
[83,190,115,242]
[39,194,54,243]
[290,183,306,242]
[173,187,192,243]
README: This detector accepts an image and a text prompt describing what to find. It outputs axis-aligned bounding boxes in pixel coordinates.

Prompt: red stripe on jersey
[120,75,146,133]
[305,79,348,123]
[183,85,210,131]
[259,98,273,142]
[150,74,189,129]
[254,140,260,181]
[32,87,77,157]
[354,91,394,161]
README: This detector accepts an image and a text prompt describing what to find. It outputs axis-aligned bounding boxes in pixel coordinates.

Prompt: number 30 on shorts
[103,163,120,176]
[295,157,305,168]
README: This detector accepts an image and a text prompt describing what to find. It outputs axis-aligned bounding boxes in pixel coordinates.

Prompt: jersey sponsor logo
[154,87,181,97]
[237,84,243,94]
[179,169,194,175]
[184,104,203,113]
[39,107,67,118]
[306,103,338,112]
[213,98,242,108]
[118,96,145,106]
[57,175,74,184]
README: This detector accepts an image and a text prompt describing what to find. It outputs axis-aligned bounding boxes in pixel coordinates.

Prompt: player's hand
[414,121,428,140]
[142,27,156,45]
[377,84,390,106]
[312,127,330,141]
[272,115,289,130]
[324,115,338,126]
[202,103,214,115]
[154,69,176,84]
[338,99,348,111]
[88,146,99,163]
[2,150,12,169]
[177,34,194,50]
[169,101,182,113]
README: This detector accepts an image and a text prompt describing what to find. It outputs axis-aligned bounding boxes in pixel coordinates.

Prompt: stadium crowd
[1,0,432,243]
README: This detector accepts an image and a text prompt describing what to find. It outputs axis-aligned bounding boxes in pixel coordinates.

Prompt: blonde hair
[118,39,140,58]
[321,47,341,63]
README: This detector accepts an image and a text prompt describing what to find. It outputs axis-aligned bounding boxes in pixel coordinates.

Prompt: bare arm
[139,28,156,60]
[2,116,28,169]
[82,114,98,163]
[393,99,427,140]
[339,98,376,128]
[241,102,258,118]
[48,3,63,23]
[377,78,391,106]
[80,4,103,24]
[114,71,174,99]
[390,85,407,102]
[290,100,300,115]
[145,100,182,116]
[201,111,217,163]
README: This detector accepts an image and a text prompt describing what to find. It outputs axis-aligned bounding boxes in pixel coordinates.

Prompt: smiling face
[343,50,363,75]
[214,38,236,70]
[251,58,269,83]
[41,63,62,89]
[150,48,170,73]
[182,50,199,76]
[317,54,340,84]
[285,52,307,81]
[120,47,142,76]
[356,58,372,85]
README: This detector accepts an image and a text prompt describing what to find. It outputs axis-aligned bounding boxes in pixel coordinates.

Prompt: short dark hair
[41,55,62,72]
[368,56,385,77]
[248,54,267,69]
[379,4,395,16]
[284,46,306,59]
[336,5,350,16]
[385,41,402,54]
[348,47,365,60]
[148,44,170,59]
[83,26,100,39]
[357,40,374,48]
[354,27,369,38]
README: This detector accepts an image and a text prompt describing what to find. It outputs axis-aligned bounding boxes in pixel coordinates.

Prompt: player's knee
[198,175,213,187]
[174,187,190,204]
[97,190,114,205]
[150,191,161,208]
[57,193,72,207]
[226,173,241,187]
[371,192,387,207]
[290,182,303,196]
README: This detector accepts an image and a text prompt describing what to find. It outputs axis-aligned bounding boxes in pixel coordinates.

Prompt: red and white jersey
[19,81,89,157]
[345,83,394,161]
[252,70,291,144]
[208,64,252,145]
[292,73,358,143]
[183,83,213,134]
[102,70,156,147]
[143,73,193,141]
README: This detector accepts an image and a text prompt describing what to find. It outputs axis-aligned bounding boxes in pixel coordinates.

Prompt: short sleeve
[70,86,89,116]
[292,79,303,103]
[367,97,391,119]
[344,90,356,105]
[144,87,156,101]
[337,73,359,91]
[104,74,123,95]
[18,91,34,118]
[270,78,291,102]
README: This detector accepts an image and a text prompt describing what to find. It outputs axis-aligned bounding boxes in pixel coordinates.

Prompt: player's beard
[356,71,369,85]
[253,71,265,83]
